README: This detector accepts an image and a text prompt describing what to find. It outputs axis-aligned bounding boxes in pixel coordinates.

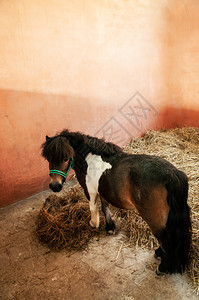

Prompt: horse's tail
[163,169,192,274]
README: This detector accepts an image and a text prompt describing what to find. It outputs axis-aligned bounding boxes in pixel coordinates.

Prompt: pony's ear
[46,135,50,141]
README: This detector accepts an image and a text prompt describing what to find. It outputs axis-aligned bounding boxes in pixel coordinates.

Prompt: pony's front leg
[89,194,100,228]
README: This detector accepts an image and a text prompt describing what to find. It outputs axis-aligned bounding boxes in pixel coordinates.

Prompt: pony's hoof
[89,220,99,228]
[156,262,168,276]
[107,229,116,235]
[154,253,161,261]
[106,221,116,235]
[156,269,166,277]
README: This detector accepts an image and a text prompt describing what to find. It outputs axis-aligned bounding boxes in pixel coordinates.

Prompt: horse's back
[98,153,177,200]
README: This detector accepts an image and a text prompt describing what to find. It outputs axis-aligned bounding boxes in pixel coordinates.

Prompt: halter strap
[49,157,74,179]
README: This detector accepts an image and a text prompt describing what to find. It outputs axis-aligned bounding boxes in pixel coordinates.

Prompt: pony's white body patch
[85,153,112,228]
[85,153,112,195]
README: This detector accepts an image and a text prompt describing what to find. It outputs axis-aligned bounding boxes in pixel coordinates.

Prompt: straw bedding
[36,127,199,291]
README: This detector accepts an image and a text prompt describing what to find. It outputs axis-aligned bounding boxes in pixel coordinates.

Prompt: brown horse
[41,129,192,275]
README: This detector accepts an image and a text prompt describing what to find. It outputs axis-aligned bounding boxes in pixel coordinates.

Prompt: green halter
[49,157,74,179]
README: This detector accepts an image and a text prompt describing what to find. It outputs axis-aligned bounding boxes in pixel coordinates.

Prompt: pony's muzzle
[49,182,63,192]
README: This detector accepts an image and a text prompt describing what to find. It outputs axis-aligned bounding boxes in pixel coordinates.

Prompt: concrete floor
[0,181,197,300]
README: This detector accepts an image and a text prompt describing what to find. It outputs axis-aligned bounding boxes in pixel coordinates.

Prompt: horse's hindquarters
[134,185,169,240]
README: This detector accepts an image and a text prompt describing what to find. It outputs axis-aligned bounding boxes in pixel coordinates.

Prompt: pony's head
[41,135,74,192]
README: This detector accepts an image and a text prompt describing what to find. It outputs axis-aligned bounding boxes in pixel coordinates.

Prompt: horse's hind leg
[100,196,116,234]
[154,245,168,276]
[156,249,168,276]
[154,234,168,275]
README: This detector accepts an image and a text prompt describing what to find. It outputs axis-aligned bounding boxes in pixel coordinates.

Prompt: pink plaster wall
[0,0,199,207]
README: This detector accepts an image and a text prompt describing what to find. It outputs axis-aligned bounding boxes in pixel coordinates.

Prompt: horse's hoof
[107,229,116,235]
[106,221,116,235]
[156,269,166,277]
[154,253,161,261]
[156,262,168,276]
[89,220,99,228]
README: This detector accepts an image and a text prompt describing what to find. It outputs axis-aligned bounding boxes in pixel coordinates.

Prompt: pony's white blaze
[85,153,112,228]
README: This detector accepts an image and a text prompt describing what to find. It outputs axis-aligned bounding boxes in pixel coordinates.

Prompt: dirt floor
[0,181,198,300]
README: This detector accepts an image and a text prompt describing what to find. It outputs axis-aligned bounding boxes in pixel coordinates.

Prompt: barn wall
[0,0,199,207]
[159,1,199,127]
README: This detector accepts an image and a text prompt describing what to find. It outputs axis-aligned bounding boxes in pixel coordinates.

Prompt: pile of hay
[36,187,103,251]
[36,127,199,291]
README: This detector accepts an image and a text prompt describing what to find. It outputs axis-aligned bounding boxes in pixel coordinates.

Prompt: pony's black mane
[41,129,122,162]
[61,129,122,156]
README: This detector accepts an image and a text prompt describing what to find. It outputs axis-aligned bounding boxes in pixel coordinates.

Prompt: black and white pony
[41,129,191,275]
